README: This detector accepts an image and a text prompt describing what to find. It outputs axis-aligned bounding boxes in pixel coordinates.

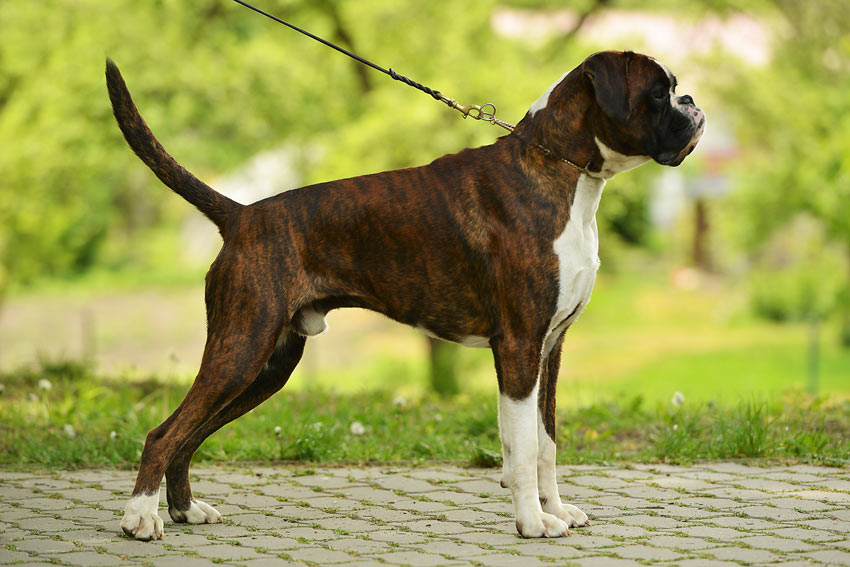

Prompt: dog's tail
[105,59,241,230]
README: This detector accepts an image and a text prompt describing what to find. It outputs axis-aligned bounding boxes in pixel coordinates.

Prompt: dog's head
[581,51,705,168]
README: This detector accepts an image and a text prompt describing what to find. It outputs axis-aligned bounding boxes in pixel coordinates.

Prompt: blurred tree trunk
[427,337,459,397]
[317,0,372,93]
[842,253,850,348]
[692,198,710,271]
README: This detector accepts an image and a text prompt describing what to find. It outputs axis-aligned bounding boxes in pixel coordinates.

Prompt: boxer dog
[106,50,704,540]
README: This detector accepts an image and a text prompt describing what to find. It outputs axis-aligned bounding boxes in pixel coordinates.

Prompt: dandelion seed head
[671,392,685,407]
[392,395,406,408]
[109,431,118,440]
[64,424,76,438]
[350,421,366,436]
[273,426,282,435]
[38,379,52,392]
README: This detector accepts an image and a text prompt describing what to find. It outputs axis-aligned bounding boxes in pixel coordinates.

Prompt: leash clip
[440,96,514,131]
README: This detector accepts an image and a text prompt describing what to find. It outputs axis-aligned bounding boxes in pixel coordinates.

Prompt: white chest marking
[595,137,650,178]
[542,174,605,358]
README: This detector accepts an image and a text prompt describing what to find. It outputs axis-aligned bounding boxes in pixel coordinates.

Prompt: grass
[1,359,848,469]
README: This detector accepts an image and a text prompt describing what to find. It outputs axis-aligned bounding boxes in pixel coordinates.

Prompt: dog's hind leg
[120,294,284,541]
[165,331,306,524]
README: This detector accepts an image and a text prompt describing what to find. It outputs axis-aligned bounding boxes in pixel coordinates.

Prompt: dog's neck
[511,70,647,180]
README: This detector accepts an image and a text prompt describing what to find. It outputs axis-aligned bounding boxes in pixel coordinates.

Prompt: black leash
[230,0,515,131]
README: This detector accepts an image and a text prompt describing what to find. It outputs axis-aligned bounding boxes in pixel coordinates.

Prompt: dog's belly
[416,325,490,348]
[542,174,605,357]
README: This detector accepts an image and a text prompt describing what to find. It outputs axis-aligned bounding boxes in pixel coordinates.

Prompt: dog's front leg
[494,338,569,538]
[536,337,588,529]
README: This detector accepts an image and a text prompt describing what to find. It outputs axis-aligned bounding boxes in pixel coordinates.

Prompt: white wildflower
[38,379,52,392]
[671,392,685,407]
[392,395,406,408]
[64,424,76,438]
[273,426,282,436]
[311,422,324,432]
[672,423,679,431]
[109,431,118,440]
[349,421,366,436]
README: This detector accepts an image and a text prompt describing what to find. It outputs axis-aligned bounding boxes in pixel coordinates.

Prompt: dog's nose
[678,94,695,106]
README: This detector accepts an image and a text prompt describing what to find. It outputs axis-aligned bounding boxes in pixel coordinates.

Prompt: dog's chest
[543,174,604,356]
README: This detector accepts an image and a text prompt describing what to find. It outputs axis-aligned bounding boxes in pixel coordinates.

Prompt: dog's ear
[583,51,632,123]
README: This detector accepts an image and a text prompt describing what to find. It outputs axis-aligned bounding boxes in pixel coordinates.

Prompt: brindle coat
[106,50,703,540]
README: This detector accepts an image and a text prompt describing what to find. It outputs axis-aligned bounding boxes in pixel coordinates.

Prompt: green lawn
[2,266,850,469]
[1,358,848,470]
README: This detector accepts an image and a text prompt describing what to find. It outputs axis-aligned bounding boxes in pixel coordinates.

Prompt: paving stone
[325,536,393,554]
[767,526,843,542]
[376,549,462,566]
[42,551,130,566]
[736,504,809,521]
[233,534,301,550]
[237,558,304,567]
[646,535,719,550]
[570,556,646,567]
[147,555,222,567]
[677,526,750,539]
[787,490,850,504]
[611,544,684,561]
[463,552,551,566]
[703,515,779,529]
[568,475,629,489]
[412,539,500,558]
[285,546,356,563]
[365,528,431,544]
[734,478,801,492]
[192,543,266,561]
[737,534,818,552]
[666,559,743,567]
[803,549,850,566]
[4,464,850,566]
[10,538,77,553]
[403,518,475,535]
[314,516,384,533]
[565,534,619,549]
[705,545,781,563]
[616,513,685,529]
[0,550,33,563]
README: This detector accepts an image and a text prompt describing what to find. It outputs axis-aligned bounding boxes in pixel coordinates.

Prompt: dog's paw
[121,493,164,541]
[544,501,589,528]
[169,499,222,524]
[515,509,570,538]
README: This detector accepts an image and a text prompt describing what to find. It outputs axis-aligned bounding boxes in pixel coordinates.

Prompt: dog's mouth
[654,111,705,167]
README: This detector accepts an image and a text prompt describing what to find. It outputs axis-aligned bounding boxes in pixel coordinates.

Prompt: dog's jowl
[106,50,704,540]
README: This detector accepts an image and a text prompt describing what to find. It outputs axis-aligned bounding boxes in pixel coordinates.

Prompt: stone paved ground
[2,464,850,567]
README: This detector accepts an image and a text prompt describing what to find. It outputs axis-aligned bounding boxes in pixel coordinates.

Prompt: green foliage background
[1,0,849,331]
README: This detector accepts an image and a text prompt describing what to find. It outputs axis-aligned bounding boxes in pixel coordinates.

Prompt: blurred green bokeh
[0,0,848,401]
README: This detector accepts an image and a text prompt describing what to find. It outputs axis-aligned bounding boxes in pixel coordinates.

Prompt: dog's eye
[652,87,667,102]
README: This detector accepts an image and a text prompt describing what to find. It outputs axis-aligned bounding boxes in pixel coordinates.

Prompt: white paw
[544,501,589,528]
[515,509,570,538]
[169,499,222,524]
[121,493,164,541]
